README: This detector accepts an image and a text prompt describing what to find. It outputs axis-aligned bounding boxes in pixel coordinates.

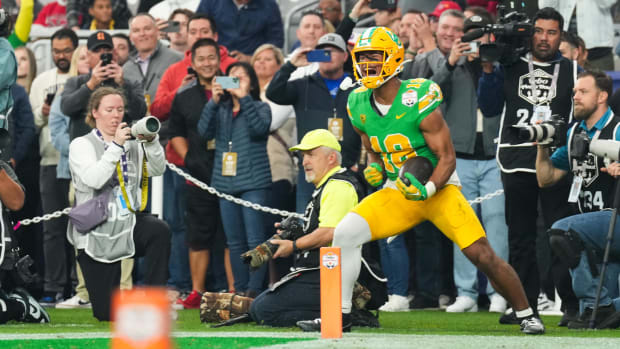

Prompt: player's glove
[395,172,427,201]
[364,162,384,187]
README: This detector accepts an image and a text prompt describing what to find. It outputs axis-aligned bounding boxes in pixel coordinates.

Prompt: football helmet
[352,27,405,89]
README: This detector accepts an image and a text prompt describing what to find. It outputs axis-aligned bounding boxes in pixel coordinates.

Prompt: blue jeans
[296,163,314,213]
[379,234,409,296]
[219,189,270,294]
[552,211,620,313]
[453,158,509,300]
[163,168,191,292]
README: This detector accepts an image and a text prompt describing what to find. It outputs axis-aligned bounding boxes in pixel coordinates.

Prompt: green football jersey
[347,78,443,181]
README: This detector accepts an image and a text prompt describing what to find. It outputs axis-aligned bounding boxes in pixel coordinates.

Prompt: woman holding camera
[198,62,272,298]
[68,87,170,321]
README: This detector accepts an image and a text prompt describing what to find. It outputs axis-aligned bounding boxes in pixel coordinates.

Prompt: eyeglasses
[320,7,339,12]
[52,48,74,56]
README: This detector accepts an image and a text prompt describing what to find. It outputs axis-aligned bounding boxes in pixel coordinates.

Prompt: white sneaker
[537,292,555,312]
[489,293,507,313]
[379,294,410,312]
[55,295,91,309]
[446,296,478,313]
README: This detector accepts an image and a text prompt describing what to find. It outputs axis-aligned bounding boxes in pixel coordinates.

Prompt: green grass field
[2,309,620,348]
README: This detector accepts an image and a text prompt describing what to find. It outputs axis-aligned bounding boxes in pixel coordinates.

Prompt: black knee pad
[549,229,584,269]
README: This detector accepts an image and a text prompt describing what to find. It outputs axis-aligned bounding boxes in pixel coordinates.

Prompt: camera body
[241,215,305,270]
[516,114,567,147]
[462,5,533,64]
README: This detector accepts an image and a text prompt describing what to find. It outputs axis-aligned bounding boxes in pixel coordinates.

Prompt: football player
[295,27,545,334]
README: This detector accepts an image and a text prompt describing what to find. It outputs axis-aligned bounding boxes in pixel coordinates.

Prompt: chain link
[467,189,504,205]
[16,164,504,226]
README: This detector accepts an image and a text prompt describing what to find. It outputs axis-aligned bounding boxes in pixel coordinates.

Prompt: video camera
[515,114,567,147]
[570,132,620,162]
[461,3,532,64]
[241,215,305,270]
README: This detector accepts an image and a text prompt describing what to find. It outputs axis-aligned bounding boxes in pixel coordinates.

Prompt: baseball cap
[87,31,113,51]
[290,129,341,152]
[464,14,492,32]
[429,1,462,18]
[316,33,347,52]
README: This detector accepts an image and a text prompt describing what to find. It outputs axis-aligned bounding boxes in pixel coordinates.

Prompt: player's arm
[536,145,567,187]
[420,108,456,189]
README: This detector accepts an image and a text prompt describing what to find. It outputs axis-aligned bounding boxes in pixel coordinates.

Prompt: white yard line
[1,331,620,349]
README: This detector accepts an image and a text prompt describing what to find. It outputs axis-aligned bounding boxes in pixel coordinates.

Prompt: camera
[131,116,161,138]
[100,52,113,66]
[241,216,304,270]
[570,131,620,162]
[515,115,567,147]
[461,3,532,64]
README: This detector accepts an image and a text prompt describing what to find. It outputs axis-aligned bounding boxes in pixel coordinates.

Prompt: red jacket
[151,45,236,165]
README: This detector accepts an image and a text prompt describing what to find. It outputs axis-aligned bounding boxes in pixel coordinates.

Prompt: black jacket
[60,74,147,141]
[266,62,361,168]
[168,81,215,184]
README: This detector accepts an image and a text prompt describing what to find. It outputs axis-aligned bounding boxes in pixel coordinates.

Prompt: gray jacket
[401,49,500,156]
[123,42,183,99]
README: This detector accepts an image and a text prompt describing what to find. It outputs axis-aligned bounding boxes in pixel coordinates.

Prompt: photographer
[248,129,364,327]
[61,31,147,141]
[477,7,578,321]
[68,87,169,321]
[536,71,620,213]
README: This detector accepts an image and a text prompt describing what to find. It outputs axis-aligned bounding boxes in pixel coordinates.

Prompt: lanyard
[527,53,560,106]
[95,129,149,212]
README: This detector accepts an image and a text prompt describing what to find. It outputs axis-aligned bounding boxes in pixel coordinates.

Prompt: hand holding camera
[114,122,131,146]
[290,47,312,68]
[241,216,304,270]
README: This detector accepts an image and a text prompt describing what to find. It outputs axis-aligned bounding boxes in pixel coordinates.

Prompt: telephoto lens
[130,116,161,138]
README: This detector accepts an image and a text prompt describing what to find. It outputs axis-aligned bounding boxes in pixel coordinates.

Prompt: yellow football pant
[352,185,485,250]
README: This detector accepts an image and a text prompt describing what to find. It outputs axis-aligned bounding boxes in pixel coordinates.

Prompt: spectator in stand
[112,33,132,66]
[287,11,326,80]
[29,28,78,307]
[14,46,36,94]
[123,13,182,101]
[267,33,361,212]
[196,0,284,63]
[575,35,589,69]
[318,0,343,29]
[539,0,616,71]
[251,44,296,281]
[168,38,231,308]
[150,14,235,121]
[428,1,462,33]
[373,7,400,27]
[198,61,272,298]
[165,8,193,54]
[61,30,147,141]
[559,31,580,63]
[33,0,68,27]
[148,0,199,20]
[83,0,118,30]
[399,9,424,60]
[66,0,132,30]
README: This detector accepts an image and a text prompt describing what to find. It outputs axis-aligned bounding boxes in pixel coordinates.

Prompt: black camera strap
[527,53,560,107]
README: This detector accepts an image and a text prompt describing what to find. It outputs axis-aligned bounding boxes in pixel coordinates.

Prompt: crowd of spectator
[2,0,620,329]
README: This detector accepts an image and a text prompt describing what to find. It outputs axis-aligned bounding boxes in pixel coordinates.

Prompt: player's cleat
[9,288,50,323]
[520,316,545,334]
[379,294,409,312]
[182,290,202,309]
[55,294,91,309]
[446,296,478,313]
[489,293,508,313]
[297,314,352,332]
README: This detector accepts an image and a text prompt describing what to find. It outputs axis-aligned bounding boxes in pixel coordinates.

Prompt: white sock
[332,213,372,314]
[516,308,534,318]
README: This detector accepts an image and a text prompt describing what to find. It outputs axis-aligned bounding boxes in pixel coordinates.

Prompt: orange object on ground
[111,287,172,349]
[320,247,342,339]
